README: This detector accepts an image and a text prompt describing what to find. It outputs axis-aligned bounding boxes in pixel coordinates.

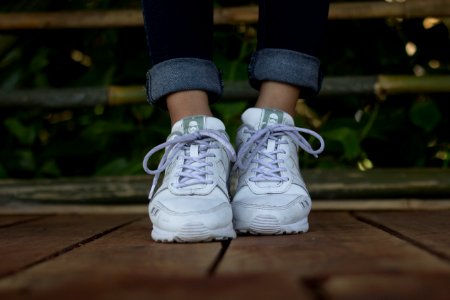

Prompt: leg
[253,0,329,117]
[232,0,328,235]
[167,91,212,126]
[141,0,236,242]
[255,81,300,117]
[141,0,219,124]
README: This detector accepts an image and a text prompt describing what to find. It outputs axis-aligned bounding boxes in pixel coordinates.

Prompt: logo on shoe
[260,109,284,129]
[182,116,205,134]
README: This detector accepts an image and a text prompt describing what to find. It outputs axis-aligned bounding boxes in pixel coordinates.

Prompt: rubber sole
[234,215,309,235]
[151,222,236,243]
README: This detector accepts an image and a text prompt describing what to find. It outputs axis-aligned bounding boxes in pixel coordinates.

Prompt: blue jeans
[141,0,329,106]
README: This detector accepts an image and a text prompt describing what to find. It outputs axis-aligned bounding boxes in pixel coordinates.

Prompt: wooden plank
[3,76,450,108]
[217,212,450,277]
[313,200,450,211]
[0,273,311,300]
[0,214,139,278]
[330,0,450,20]
[320,273,450,300]
[0,219,223,292]
[354,211,450,259]
[0,203,148,215]
[0,176,151,203]
[1,1,450,30]
[306,169,450,200]
[0,216,44,228]
[1,169,450,204]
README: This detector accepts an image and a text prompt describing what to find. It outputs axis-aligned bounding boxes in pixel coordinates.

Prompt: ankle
[255,81,300,117]
[167,90,213,125]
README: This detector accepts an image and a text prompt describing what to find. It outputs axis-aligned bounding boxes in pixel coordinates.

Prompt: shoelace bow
[234,124,325,182]
[143,130,236,199]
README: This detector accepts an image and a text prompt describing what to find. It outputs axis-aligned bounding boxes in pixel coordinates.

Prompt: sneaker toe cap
[232,193,311,225]
[149,197,233,231]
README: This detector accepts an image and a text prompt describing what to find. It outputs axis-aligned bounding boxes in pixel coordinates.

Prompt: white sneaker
[232,108,324,235]
[143,116,237,242]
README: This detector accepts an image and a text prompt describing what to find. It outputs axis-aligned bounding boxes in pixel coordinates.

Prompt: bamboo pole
[376,75,450,99]
[0,87,108,108]
[1,76,450,108]
[0,1,450,30]
[329,0,450,20]
[108,86,146,106]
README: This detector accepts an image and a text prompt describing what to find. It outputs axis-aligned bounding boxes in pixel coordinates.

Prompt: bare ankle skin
[166,90,213,125]
[255,81,301,118]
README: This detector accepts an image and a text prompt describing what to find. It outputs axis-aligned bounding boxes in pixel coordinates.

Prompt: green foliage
[0,1,449,179]
[409,99,442,132]
[4,118,37,145]
[322,127,361,161]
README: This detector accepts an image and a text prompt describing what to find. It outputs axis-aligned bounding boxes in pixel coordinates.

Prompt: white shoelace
[143,130,236,199]
[234,124,325,183]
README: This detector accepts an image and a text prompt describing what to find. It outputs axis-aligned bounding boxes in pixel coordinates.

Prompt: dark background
[0,0,449,179]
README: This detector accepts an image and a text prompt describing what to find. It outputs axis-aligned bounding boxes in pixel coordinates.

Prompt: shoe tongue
[171,115,225,134]
[241,108,294,188]
[170,116,225,191]
[241,108,294,130]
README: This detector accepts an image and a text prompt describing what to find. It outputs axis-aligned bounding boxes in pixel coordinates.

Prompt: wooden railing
[1,75,450,108]
[1,0,449,105]
[0,1,449,30]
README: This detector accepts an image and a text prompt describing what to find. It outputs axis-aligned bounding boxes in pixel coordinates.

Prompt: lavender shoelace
[143,130,236,199]
[234,124,325,182]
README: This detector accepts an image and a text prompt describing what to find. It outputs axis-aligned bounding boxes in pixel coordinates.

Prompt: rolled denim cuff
[248,48,322,97]
[146,58,223,106]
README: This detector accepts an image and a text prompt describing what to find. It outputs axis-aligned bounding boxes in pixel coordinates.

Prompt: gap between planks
[1,212,449,299]
[0,216,142,279]
[351,211,450,261]
[0,215,49,229]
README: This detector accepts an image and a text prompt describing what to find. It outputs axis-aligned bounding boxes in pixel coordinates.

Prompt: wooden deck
[1,210,449,299]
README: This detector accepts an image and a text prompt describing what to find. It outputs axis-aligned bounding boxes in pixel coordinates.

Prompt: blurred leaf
[80,120,134,138]
[409,99,442,132]
[213,101,247,122]
[131,105,153,121]
[0,69,21,89]
[0,46,21,68]
[15,150,36,172]
[0,164,7,178]
[29,48,49,73]
[4,118,37,145]
[39,160,61,177]
[321,128,361,160]
[95,158,129,176]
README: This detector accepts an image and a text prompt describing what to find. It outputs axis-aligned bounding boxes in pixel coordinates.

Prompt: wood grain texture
[0,219,223,292]
[355,211,450,259]
[0,273,311,300]
[0,216,44,228]
[217,212,450,276]
[1,169,449,204]
[0,214,139,277]
[1,1,450,30]
[320,273,450,300]
[1,212,449,299]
